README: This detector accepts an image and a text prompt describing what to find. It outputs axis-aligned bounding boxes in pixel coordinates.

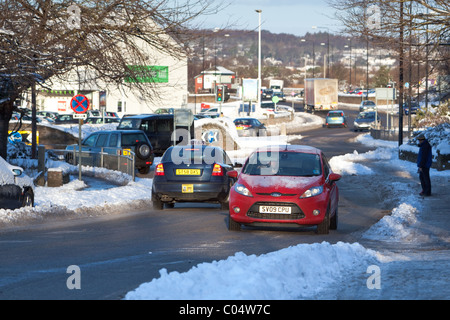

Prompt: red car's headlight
[234,183,253,197]
[300,185,323,198]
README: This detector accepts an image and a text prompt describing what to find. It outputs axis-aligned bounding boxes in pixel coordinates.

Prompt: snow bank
[125,242,378,300]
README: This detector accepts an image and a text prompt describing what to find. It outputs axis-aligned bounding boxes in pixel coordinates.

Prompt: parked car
[226,145,341,234]
[54,114,78,124]
[353,111,381,131]
[151,144,237,210]
[404,102,420,115]
[155,108,174,114]
[325,110,347,128]
[87,110,101,117]
[234,118,267,137]
[37,111,60,121]
[359,100,377,112]
[118,114,194,156]
[65,130,154,174]
[194,114,212,120]
[85,116,120,124]
[105,111,120,118]
[21,115,54,124]
[0,156,34,210]
[199,107,220,118]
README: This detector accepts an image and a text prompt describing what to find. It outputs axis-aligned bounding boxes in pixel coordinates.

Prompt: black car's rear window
[162,146,228,165]
[118,118,141,129]
[121,133,148,147]
[242,151,321,177]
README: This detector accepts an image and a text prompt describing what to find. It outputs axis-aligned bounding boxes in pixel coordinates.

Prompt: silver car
[359,100,377,112]
[353,111,381,131]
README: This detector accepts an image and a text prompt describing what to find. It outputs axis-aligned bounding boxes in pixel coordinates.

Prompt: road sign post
[70,94,90,181]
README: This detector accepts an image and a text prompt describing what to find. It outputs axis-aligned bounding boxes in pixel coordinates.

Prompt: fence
[48,147,136,181]
[370,128,409,142]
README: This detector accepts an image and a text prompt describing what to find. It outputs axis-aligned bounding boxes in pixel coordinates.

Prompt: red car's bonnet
[238,173,323,195]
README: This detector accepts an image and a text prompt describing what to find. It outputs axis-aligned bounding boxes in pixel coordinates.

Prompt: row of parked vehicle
[12,109,122,125]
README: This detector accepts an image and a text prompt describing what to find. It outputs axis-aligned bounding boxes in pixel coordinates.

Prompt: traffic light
[215,85,224,102]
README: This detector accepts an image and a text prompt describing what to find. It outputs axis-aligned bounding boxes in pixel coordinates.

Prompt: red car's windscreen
[242,152,321,177]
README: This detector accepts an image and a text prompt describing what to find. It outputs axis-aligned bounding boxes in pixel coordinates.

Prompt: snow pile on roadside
[35,175,152,212]
[363,202,421,242]
[125,242,378,300]
[329,147,395,175]
[0,164,153,225]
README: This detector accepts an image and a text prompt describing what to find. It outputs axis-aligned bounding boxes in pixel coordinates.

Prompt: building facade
[24,35,188,117]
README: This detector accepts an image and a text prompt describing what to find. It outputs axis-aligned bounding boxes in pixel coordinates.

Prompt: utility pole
[398,0,404,147]
[256,9,262,110]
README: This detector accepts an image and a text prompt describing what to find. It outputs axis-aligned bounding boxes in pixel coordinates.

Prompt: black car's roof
[122,114,173,120]
[88,130,147,134]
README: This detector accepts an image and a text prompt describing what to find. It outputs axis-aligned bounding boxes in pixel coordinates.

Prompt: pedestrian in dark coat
[416,133,432,196]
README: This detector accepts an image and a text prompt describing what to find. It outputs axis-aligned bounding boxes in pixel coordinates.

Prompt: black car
[85,116,120,124]
[152,144,237,210]
[118,114,194,156]
[0,157,34,210]
[65,130,154,174]
[234,117,267,137]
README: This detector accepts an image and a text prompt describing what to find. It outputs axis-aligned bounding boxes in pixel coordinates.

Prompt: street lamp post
[321,42,326,78]
[312,25,330,77]
[256,9,262,110]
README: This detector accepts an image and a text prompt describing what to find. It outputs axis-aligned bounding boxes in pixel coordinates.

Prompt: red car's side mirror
[227,170,238,178]
[328,173,341,182]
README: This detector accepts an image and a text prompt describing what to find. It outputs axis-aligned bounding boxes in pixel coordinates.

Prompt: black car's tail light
[212,163,223,176]
[155,163,165,176]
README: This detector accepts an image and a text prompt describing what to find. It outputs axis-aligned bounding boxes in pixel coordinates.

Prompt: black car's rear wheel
[152,194,163,210]
[138,166,150,174]
[22,189,34,208]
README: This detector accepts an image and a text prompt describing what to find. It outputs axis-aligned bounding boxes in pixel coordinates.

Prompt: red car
[226,145,341,234]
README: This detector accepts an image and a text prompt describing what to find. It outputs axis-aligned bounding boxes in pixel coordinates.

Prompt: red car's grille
[246,202,305,220]
[255,193,296,196]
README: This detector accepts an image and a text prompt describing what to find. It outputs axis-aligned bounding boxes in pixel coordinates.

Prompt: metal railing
[48,147,136,181]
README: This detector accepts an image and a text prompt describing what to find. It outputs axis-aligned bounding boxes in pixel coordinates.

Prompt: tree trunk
[0,100,14,159]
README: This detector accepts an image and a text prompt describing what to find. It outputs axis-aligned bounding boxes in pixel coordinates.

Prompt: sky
[199,0,342,37]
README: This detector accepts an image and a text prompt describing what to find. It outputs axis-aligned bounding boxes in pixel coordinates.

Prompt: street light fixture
[301,38,315,78]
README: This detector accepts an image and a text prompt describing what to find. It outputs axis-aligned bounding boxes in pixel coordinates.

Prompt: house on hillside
[194,66,235,94]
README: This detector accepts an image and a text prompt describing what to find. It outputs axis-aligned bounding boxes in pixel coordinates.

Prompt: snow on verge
[124,242,378,300]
